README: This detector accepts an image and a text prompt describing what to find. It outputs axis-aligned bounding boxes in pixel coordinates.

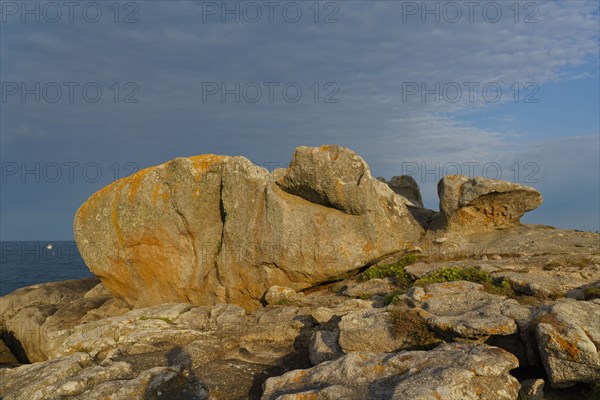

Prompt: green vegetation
[361,254,419,285]
[481,280,514,297]
[584,287,600,300]
[383,290,404,305]
[139,316,174,324]
[414,266,492,286]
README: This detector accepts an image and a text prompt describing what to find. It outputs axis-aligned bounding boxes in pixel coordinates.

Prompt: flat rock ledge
[262,343,520,400]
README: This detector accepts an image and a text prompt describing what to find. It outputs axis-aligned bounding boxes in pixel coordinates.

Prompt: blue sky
[1,0,599,240]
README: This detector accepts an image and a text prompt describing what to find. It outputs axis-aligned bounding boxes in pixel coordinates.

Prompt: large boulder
[261,343,521,400]
[74,145,423,310]
[438,175,542,231]
[535,299,600,387]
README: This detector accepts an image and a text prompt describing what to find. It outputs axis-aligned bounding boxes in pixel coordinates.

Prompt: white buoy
[46,244,53,250]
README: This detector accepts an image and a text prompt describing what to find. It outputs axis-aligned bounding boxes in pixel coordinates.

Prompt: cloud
[1,0,598,238]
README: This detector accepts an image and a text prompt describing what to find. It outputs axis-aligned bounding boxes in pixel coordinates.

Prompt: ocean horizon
[0,241,93,296]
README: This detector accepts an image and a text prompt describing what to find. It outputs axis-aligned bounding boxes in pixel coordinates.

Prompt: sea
[0,241,93,296]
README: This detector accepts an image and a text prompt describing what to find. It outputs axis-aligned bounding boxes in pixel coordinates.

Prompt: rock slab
[261,343,520,400]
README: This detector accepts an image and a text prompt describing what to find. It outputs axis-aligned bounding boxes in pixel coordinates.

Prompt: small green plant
[584,287,600,300]
[414,266,492,286]
[276,298,290,306]
[514,295,540,306]
[139,316,174,324]
[383,290,404,305]
[481,280,513,297]
[361,254,419,285]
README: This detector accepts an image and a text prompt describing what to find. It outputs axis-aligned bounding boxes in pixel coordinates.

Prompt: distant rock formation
[437,175,543,231]
[74,145,423,310]
[378,175,423,208]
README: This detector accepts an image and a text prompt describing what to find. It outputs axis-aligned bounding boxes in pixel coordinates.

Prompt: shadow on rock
[0,331,29,364]
[143,346,207,400]
[249,315,315,400]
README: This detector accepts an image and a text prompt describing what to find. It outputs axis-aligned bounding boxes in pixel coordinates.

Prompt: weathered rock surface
[406,281,527,339]
[0,339,17,363]
[261,343,521,400]
[378,175,424,208]
[342,278,392,298]
[309,330,343,365]
[74,145,423,310]
[0,279,113,363]
[519,378,545,400]
[263,286,301,306]
[535,298,600,387]
[338,307,441,353]
[437,175,542,230]
[0,278,99,325]
[0,351,206,400]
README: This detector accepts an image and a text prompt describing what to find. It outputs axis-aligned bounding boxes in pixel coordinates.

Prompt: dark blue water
[0,241,93,296]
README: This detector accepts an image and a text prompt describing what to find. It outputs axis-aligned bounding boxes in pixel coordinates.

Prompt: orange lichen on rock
[362,241,374,253]
[291,370,308,383]
[189,154,225,180]
[123,166,153,204]
[373,362,386,374]
[549,333,582,361]
[76,183,114,219]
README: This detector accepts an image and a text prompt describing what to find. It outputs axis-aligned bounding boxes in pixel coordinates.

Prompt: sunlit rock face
[74,145,423,310]
[437,175,542,231]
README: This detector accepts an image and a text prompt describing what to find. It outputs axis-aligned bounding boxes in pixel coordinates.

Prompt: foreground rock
[406,281,527,339]
[0,278,104,362]
[0,352,206,400]
[437,175,542,231]
[535,298,600,387]
[262,343,520,400]
[74,145,423,310]
[338,307,441,353]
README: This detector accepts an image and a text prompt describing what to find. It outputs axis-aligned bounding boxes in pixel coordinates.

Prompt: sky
[1,0,599,240]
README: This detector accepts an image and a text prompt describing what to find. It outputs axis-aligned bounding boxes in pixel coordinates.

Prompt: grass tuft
[383,290,404,305]
[361,254,419,285]
[414,266,492,286]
